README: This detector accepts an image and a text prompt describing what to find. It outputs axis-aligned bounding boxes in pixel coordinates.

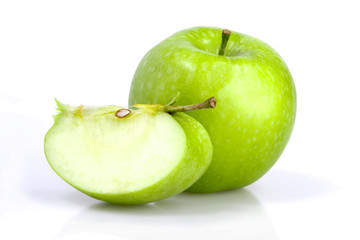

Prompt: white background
[1,0,359,239]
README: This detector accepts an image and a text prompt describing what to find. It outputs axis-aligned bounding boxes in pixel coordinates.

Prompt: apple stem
[218,29,231,56]
[164,97,217,113]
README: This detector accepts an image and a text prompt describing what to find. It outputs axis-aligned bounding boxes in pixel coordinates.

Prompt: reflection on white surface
[57,189,278,240]
[251,169,338,202]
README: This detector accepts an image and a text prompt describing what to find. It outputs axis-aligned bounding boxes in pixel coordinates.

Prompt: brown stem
[218,29,231,56]
[164,97,217,113]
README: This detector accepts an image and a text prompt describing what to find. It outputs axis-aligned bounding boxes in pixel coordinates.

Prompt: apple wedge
[44,98,215,204]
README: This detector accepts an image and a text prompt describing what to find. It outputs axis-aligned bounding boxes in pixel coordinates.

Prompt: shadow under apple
[56,189,278,240]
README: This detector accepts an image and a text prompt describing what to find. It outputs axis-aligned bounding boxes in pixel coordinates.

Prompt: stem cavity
[218,29,231,56]
[165,97,217,113]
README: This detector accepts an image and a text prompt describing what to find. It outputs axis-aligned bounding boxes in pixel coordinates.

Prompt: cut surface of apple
[44,101,213,204]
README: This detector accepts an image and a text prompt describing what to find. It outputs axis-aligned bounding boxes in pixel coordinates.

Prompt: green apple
[129,27,296,193]
[44,98,215,204]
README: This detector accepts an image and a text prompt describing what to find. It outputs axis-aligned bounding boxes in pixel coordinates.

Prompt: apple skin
[129,27,296,193]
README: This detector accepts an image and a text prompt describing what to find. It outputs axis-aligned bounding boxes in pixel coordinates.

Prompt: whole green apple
[129,27,296,193]
[44,98,215,204]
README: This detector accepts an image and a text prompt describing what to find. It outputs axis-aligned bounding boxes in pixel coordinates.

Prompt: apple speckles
[247,111,254,119]
[187,32,200,41]
[138,82,144,91]
[202,39,210,45]
[291,113,296,120]
[219,112,227,120]
[164,52,172,58]
[147,82,153,89]
[167,68,174,74]
[141,59,148,67]
[158,84,165,90]
[227,121,233,127]
[201,31,209,37]
[148,66,155,73]
[265,113,271,120]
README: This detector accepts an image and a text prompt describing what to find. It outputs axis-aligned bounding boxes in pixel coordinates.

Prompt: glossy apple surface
[44,101,213,204]
[129,27,296,193]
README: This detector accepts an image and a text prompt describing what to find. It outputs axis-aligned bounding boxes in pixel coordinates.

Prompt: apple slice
[44,98,215,204]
